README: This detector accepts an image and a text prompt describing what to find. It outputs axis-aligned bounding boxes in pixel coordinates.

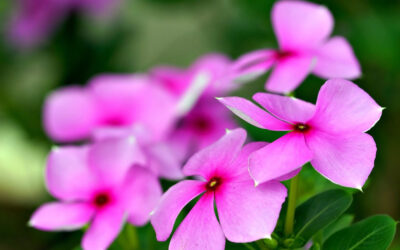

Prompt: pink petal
[309,79,382,134]
[29,202,94,231]
[253,92,316,123]
[249,132,313,185]
[151,66,188,96]
[82,205,126,250]
[43,86,99,142]
[145,142,184,180]
[216,180,286,242]
[170,193,225,250]
[121,166,162,226]
[265,55,315,93]
[230,49,276,83]
[182,128,246,179]
[229,142,268,181]
[46,146,99,201]
[89,137,146,186]
[306,131,376,189]
[150,180,205,241]
[89,74,176,140]
[272,1,333,50]
[313,36,361,79]
[217,97,291,131]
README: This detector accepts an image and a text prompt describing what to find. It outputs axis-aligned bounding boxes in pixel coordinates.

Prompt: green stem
[284,174,300,237]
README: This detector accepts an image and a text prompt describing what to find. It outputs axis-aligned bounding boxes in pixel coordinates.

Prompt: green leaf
[290,189,353,248]
[323,215,397,250]
[323,214,355,241]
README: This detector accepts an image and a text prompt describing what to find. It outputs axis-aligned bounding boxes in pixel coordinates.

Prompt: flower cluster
[30,1,383,250]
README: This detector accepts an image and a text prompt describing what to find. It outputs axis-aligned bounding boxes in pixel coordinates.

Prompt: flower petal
[265,55,315,93]
[182,128,246,179]
[309,79,382,134]
[216,180,286,242]
[253,92,316,124]
[121,166,162,226]
[82,205,126,250]
[230,49,276,83]
[306,131,376,189]
[89,137,145,186]
[46,146,98,201]
[217,97,291,131]
[150,180,205,241]
[170,193,225,250]
[272,1,333,50]
[43,86,98,142]
[313,36,361,79]
[29,202,94,231]
[249,132,313,185]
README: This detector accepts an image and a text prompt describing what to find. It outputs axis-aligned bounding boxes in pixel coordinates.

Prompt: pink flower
[44,74,176,143]
[150,128,287,250]
[29,137,162,250]
[218,79,382,189]
[229,0,361,94]
[8,0,119,48]
[151,54,238,159]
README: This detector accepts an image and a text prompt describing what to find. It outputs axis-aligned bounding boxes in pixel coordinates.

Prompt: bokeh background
[0,0,399,249]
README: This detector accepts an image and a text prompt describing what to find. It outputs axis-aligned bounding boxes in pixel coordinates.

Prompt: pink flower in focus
[229,0,361,93]
[151,129,287,250]
[8,0,119,48]
[44,74,176,143]
[151,54,237,159]
[29,137,162,250]
[218,79,382,189]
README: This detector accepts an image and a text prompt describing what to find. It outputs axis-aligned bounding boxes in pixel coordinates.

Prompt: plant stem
[284,174,300,237]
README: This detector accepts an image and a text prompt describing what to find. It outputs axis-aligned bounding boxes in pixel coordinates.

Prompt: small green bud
[283,238,294,248]
[263,238,278,249]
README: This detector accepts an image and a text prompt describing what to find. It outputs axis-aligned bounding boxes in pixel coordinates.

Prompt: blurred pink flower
[151,129,287,250]
[219,79,382,189]
[8,0,119,48]
[151,54,237,160]
[30,137,161,250]
[44,74,176,143]
[229,0,361,93]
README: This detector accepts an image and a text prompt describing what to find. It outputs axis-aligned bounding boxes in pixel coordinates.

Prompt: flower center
[93,192,111,208]
[275,50,295,60]
[293,123,310,133]
[206,177,222,192]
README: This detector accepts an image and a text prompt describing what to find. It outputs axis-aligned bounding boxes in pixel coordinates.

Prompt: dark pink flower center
[104,116,126,126]
[293,123,310,133]
[93,192,111,208]
[274,50,295,61]
[191,116,212,133]
[206,176,222,192]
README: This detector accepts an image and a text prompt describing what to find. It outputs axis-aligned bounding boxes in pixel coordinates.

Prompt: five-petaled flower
[228,0,361,94]
[29,137,162,250]
[150,128,287,250]
[218,79,382,189]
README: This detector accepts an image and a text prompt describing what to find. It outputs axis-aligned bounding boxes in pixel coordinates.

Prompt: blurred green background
[0,0,399,249]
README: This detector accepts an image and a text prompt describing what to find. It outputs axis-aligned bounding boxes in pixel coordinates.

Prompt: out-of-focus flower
[228,0,361,94]
[151,129,287,250]
[151,54,237,160]
[219,79,382,189]
[8,0,119,48]
[44,74,176,143]
[29,137,161,250]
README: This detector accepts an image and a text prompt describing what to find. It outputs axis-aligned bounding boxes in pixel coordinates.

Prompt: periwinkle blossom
[151,128,287,250]
[44,74,176,143]
[218,79,382,189]
[229,0,361,94]
[30,137,162,250]
[8,0,119,48]
[151,54,236,159]
[44,74,183,180]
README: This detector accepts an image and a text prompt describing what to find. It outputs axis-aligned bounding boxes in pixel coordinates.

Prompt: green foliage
[290,189,353,248]
[323,215,397,250]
